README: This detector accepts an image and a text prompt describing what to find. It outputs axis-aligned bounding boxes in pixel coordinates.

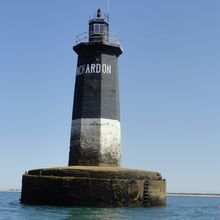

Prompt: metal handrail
[75,31,120,46]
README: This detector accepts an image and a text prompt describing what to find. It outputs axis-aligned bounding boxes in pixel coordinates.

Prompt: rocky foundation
[21,166,166,207]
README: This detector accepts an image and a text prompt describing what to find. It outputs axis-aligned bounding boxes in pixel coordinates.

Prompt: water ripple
[0,192,220,220]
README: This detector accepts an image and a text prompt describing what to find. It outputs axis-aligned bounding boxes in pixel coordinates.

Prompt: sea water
[0,192,220,220]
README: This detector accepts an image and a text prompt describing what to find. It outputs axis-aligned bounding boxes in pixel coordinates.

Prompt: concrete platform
[20,166,166,207]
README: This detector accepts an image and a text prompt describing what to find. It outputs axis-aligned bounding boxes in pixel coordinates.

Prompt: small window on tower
[93,24,104,34]
[94,24,99,34]
[100,24,104,33]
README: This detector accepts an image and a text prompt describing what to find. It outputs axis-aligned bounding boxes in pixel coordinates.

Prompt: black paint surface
[72,42,122,121]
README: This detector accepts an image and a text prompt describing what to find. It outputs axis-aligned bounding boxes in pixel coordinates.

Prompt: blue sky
[0,0,220,193]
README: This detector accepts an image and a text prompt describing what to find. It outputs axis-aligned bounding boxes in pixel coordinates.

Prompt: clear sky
[0,0,220,194]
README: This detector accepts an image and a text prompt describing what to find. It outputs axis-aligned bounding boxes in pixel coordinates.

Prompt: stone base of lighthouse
[21,166,166,207]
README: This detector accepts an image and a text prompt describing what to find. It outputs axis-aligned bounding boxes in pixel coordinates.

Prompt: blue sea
[0,192,220,220]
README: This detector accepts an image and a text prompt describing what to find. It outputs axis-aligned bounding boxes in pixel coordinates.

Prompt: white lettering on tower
[85,64,90,73]
[106,65,111,74]
[91,64,96,73]
[96,64,101,73]
[102,64,107,73]
[76,64,112,76]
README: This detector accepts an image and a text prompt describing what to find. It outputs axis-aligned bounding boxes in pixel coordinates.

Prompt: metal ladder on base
[143,180,150,207]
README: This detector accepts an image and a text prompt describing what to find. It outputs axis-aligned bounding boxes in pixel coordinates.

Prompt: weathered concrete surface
[69,119,121,166]
[21,166,166,207]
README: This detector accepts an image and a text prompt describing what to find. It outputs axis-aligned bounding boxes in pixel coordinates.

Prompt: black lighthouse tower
[69,9,122,166]
[21,9,166,207]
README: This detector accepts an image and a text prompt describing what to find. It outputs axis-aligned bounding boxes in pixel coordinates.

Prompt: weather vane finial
[97,8,101,17]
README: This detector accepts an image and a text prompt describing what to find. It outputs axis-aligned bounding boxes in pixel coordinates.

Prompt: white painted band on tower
[71,118,121,166]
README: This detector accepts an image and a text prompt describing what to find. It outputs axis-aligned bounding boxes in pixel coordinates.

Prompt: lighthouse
[68,9,122,166]
[21,9,166,207]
